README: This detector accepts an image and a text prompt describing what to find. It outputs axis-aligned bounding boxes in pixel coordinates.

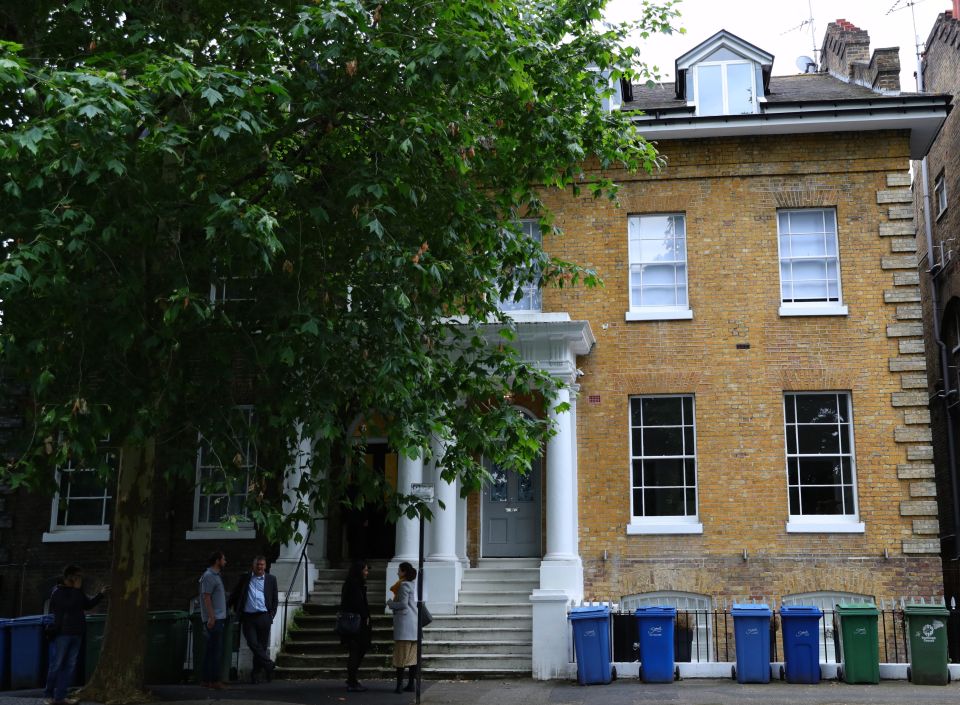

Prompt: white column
[425,434,463,613]
[456,477,469,570]
[386,451,424,604]
[569,387,580,557]
[544,386,575,560]
[539,385,583,602]
[393,452,423,562]
[269,429,316,670]
[427,436,458,560]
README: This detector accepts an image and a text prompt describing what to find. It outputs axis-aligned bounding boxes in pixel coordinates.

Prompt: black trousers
[346,627,370,685]
[241,612,274,674]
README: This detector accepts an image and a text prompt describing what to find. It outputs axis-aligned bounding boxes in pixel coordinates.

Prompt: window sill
[627,522,703,535]
[625,309,693,322]
[185,528,256,540]
[786,520,864,533]
[43,528,111,543]
[779,304,848,317]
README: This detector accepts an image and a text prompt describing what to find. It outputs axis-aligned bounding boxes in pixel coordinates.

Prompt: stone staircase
[422,558,538,678]
[274,562,395,681]
[274,558,539,680]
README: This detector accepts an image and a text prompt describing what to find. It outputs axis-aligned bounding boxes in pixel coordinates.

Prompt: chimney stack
[820,19,900,93]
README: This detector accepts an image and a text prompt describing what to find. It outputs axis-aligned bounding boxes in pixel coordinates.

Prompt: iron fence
[599,604,960,665]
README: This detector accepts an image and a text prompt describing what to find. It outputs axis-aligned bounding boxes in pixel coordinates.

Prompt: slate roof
[623,73,917,116]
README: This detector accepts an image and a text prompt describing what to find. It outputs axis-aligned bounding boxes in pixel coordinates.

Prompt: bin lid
[8,614,53,626]
[902,604,950,617]
[835,602,878,615]
[780,605,823,618]
[147,610,190,620]
[634,606,677,618]
[568,606,609,621]
[731,603,771,617]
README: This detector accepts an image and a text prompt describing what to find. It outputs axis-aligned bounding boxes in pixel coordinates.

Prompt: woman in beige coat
[386,561,419,693]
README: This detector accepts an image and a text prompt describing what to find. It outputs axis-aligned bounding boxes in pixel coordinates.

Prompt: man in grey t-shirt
[199,551,228,689]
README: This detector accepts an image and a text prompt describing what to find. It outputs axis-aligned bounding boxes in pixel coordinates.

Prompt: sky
[604,0,953,92]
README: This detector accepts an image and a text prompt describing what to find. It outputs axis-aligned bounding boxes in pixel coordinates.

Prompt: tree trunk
[79,440,155,704]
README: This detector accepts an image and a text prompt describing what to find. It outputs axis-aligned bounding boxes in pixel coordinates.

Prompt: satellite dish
[795,55,817,73]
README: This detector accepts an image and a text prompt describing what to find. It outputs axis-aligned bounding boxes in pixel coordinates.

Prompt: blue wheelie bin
[9,614,54,689]
[0,619,10,690]
[779,606,823,684]
[568,606,614,685]
[731,604,771,683]
[634,606,677,683]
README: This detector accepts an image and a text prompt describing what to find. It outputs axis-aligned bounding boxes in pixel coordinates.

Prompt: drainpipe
[918,59,960,560]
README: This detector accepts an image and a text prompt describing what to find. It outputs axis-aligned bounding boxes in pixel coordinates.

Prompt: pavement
[4,677,960,705]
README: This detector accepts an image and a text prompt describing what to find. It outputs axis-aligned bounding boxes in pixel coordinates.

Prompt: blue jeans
[202,619,226,684]
[44,634,82,701]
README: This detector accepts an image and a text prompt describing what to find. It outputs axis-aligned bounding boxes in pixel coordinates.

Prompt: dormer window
[674,30,773,118]
[694,51,758,115]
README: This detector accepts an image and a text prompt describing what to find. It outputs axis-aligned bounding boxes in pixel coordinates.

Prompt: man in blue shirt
[199,551,228,689]
[228,555,279,684]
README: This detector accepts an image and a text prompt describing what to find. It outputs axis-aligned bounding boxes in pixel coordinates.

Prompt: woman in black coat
[340,560,372,692]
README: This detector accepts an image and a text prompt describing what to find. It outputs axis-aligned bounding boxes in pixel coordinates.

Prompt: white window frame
[43,439,117,543]
[627,395,702,535]
[498,220,543,315]
[777,208,848,317]
[625,214,693,322]
[783,392,864,533]
[934,171,947,219]
[693,60,758,116]
[186,406,257,540]
[620,591,712,662]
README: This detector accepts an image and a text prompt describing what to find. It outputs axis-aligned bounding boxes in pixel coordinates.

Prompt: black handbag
[334,611,361,636]
[419,604,433,627]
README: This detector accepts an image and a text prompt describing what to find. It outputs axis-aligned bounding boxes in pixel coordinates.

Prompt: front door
[481,458,541,557]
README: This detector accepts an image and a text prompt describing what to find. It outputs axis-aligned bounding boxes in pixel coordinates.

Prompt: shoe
[346,683,368,692]
[42,699,54,705]
[64,699,80,705]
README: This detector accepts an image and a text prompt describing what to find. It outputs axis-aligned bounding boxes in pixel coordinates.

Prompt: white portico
[387,313,594,610]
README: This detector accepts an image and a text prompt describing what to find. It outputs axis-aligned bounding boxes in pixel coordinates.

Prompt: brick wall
[539,129,941,603]
[0,466,269,617]
[913,10,960,602]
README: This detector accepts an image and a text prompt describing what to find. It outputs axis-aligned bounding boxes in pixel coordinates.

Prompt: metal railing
[582,601,960,665]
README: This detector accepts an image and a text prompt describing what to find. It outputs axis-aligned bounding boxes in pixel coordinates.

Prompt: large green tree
[0,0,676,700]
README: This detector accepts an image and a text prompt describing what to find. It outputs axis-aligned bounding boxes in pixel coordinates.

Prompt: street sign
[411,482,435,501]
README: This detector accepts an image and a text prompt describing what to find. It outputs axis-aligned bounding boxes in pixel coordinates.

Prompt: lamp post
[410,482,434,705]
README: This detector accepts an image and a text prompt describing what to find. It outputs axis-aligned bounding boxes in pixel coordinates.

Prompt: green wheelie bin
[834,602,879,684]
[190,614,237,683]
[903,604,950,685]
[83,614,108,682]
[144,611,189,684]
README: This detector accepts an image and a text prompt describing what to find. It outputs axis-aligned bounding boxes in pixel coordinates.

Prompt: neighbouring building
[913,1,960,611]
[0,18,953,683]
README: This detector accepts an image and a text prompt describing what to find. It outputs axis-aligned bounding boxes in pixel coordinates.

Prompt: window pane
[642,397,683,426]
[643,427,683,456]
[633,489,644,516]
[697,64,723,115]
[789,487,801,515]
[795,394,840,423]
[779,209,840,305]
[644,458,685,487]
[632,459,644,486]
[518,473,533,502]
[685,458,696,485]
[64,499,104,526]
[726,62,754,114]
[645,488,685,516]
[798,457,842,485]
[490,465,507,502]
[796,425,841,454]
[800,485,845,515]
[788,210,826,234]
[641,264,677,285]
[642,285,678,306]
[630,398,643,425]
[789,234,828,257]
[787,457,799,485]
[632,428,643,454]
